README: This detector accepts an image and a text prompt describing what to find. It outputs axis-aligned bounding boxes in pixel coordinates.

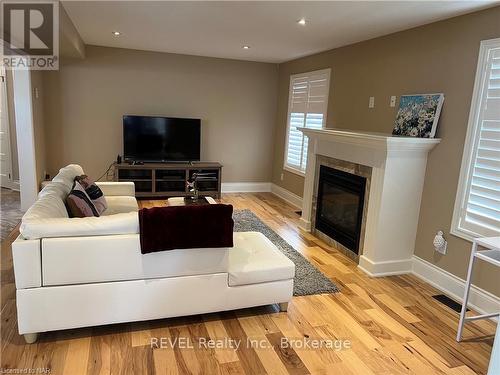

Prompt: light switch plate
[390,96,397,107]
[369,96,375,108]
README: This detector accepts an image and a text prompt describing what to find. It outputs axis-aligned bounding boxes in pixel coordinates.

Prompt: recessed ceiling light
[242,45,250,50]
[298,18,306,25]
[112,31,121,36]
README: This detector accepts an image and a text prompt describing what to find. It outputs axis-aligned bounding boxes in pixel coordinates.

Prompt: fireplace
[299,128,440,275]
[315,165,366,254]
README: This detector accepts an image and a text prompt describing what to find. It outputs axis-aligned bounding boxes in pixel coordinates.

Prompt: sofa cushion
[52,164,85,188]
[20,165,140,240]
[102,196,139,215]
[228,232,295,286]
[66,181,100,218]
[23,193,69,221]
[20,212,139,240]
[41,234,229,286]
[75,175,107,214]
[95,182,135,197]
[11,236,42,289]
[38,181,72,199]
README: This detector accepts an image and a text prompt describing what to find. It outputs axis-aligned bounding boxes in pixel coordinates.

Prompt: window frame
[283,68,331,176]
[451,37,500,242]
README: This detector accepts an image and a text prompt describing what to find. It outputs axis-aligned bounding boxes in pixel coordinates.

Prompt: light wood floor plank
[374,294,421,324]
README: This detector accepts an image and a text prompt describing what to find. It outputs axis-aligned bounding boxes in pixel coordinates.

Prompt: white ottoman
[229,232,295,311]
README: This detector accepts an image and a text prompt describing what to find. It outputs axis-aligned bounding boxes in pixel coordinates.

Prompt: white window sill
[450,227,476,243]
[283,165,305,177]
[450,226,500,243]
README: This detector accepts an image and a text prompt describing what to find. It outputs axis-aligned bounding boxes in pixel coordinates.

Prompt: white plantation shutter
[284,69,330,173]
[452,39,500,239]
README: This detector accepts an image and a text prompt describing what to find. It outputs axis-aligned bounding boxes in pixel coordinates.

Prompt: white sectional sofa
[12,165,295,343]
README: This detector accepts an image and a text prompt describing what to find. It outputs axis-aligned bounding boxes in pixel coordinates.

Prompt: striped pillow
[66,181,99,218]
[75,175,107,215]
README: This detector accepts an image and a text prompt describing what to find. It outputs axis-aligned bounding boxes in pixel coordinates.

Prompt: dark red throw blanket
[138,204,234,254]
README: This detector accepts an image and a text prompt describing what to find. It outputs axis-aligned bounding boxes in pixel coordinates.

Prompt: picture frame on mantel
[392,93,445,138]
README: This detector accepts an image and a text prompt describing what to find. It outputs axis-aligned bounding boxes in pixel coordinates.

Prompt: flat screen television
[123,115,201,162]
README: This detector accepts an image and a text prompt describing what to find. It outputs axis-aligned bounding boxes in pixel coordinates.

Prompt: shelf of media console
[115,162,222,198]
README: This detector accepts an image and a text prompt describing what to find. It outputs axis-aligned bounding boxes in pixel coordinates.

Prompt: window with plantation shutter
[284,69,331,174]
[452,38,500,240]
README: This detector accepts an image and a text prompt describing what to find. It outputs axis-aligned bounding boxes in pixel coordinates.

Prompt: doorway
[0,67,20,190]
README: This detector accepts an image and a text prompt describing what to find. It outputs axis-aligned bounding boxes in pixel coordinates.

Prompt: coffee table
[166,196,217,206]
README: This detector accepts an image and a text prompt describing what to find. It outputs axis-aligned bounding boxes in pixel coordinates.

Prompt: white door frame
[0,66,18,190]
[12,69,38,211]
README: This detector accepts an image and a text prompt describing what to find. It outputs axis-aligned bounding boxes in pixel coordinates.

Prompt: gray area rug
[233,209,339,296]
[0,188,23,241]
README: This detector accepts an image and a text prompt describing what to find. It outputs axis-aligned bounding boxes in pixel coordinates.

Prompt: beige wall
[272,6,500,296]
[43,45,278,182]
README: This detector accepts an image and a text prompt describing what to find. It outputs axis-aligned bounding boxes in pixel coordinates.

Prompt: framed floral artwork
[392,94,444,138]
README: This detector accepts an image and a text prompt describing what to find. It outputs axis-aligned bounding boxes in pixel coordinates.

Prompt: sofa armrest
[20,212,139,240]
[12,236,42,289]
[96,181,135,197]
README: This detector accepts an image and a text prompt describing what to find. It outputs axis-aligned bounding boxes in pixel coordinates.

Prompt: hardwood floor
[1,193,496,374]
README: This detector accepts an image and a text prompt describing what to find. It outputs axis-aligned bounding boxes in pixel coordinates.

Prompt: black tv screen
[123,115,201,162]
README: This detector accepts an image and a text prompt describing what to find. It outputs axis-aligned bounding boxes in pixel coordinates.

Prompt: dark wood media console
[115,162,222,199]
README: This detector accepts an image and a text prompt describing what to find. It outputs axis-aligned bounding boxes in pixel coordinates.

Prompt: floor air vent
[432,294,469,313]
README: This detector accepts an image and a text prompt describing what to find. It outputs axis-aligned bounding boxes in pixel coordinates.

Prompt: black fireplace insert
[315,165,366,254]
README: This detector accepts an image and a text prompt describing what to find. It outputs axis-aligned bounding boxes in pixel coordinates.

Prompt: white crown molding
[412,255,500,320]
[221,182,271,193]
[270,184,303,209]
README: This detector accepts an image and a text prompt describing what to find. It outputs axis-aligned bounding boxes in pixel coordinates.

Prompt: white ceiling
[62,1,499,63]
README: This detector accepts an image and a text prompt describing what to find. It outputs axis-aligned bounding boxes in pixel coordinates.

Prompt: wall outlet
[34,87,39,99]
[368,96,375,108]
[433,231,448,255]
[280,173,284,181]
[436,242,447,255]
[390,96,397,107]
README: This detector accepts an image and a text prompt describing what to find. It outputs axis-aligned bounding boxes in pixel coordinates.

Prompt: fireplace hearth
[315,165,366,254]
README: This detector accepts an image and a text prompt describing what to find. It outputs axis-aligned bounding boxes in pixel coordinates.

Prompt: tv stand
[115,162,222,199]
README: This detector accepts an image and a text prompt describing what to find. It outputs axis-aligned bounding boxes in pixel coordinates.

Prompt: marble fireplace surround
[299,128,440,277]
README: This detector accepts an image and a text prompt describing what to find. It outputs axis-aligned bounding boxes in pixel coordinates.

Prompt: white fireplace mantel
[299,128,440,277]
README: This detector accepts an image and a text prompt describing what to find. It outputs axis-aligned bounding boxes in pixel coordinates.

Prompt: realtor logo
[1,1,59,70]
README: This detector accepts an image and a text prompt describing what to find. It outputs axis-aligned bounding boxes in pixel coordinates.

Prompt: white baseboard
[220,183,305,207]
[412,255,500,318]
[358,255,413,277]
[221,182,272,193]
[2,180,20,191]
[299,218,311,231]
[270,184,303,209]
